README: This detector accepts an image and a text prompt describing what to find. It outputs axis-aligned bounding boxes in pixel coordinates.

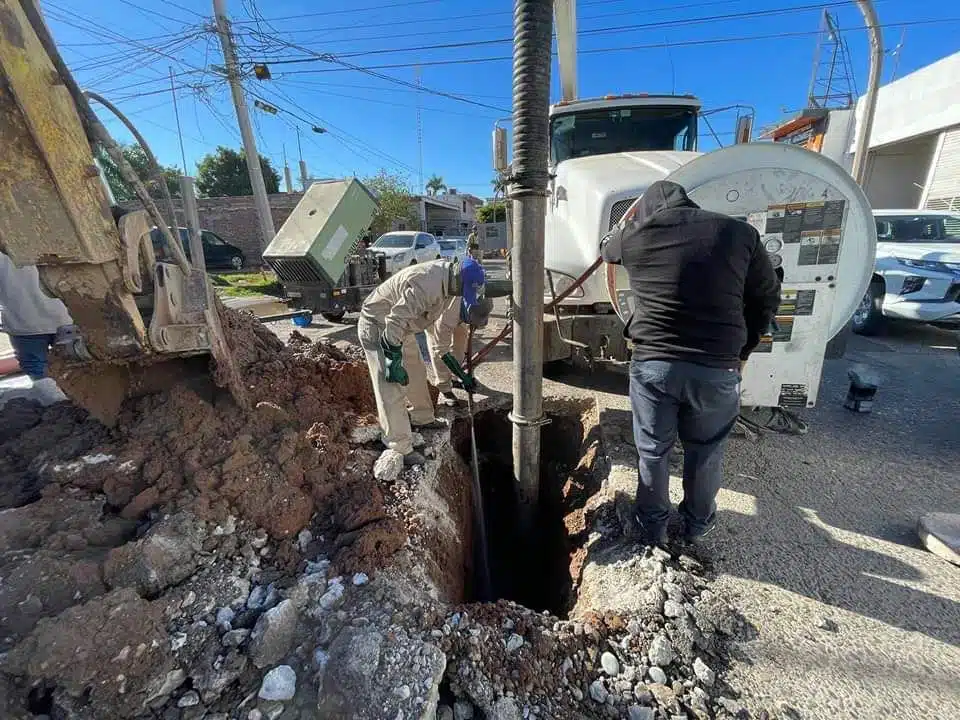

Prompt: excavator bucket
[0,0,148,362]
[0,0,245,424]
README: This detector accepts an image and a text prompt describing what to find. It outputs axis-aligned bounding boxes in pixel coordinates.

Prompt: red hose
[470,256,604,367]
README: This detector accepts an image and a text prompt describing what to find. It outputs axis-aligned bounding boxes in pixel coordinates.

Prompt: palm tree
[425,174,446,196]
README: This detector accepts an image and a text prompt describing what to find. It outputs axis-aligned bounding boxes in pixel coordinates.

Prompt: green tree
[365,170,418,236]
[477,200,507,224]
[96,143,181,203]
[195,146,280,198]
[425,174,446,196]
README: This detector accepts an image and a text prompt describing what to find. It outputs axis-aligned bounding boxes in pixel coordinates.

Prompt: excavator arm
[0,0,243,423]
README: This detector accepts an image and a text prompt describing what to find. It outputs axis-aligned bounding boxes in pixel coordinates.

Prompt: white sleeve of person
[0,253,73,335]
[381,266,447,347]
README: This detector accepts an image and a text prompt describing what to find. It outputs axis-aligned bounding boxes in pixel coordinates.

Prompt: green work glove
[380,334,409,386]
[442,352,477,393]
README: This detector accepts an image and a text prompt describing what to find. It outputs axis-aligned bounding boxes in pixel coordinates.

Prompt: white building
[395,189,483,236]
[767,50,960,210]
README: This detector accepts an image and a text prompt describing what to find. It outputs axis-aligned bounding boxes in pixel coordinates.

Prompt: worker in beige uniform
[358,257,491,466]
[426,300,470,407]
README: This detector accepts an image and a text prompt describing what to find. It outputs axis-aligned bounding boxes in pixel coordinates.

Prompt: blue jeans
[629,359,740,536]
[10,333,55,380]
[415,331,430,362]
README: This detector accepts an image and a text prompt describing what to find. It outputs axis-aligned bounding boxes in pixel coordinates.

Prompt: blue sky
[45,0,958,197]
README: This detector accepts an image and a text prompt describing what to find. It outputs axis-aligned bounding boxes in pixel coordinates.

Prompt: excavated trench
[450,400,601,617]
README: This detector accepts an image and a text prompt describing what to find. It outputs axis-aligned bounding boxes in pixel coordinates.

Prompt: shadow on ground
[595,322,960,648]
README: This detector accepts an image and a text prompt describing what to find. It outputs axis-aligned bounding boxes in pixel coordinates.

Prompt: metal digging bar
[465,325,493,601]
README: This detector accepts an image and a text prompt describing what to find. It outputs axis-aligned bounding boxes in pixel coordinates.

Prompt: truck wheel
[321,310,346,323]
[852,279,884,335]
[230,255,244,270]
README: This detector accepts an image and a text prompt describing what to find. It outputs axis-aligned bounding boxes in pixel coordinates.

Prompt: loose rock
[600,651,620,676]
[647,666,668,685]
[589,679,608,703]
[692,657,715,686]
[505,633,524,653]
[628,706,655,720]
[647,633,676,667]
[258,665,297,701]
[249,599,298,669]
[373,449,404,482]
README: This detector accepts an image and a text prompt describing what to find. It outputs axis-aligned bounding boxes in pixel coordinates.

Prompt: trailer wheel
[321,310,346,323]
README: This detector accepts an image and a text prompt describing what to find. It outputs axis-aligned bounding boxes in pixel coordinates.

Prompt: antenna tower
[807,9,859,109]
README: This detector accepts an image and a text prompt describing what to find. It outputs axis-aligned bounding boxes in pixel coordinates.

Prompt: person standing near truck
[601,180,780,547]
[358,257,492,466]
[467,225,481,260]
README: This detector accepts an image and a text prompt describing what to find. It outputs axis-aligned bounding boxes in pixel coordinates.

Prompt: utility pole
[296,127,309,190]
[212,0,275,249]
[509,0,553,538]
[282,144,293,193]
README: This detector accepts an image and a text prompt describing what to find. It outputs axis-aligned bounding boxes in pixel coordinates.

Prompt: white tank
[607,142,877,408]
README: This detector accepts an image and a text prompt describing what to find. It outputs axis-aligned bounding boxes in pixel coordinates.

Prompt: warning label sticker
[772,317,794,343]
[762,200,845,246]
[798,228,842,266]
[794,289,816,315]
[779,383,808,408]
[778,290,816,316]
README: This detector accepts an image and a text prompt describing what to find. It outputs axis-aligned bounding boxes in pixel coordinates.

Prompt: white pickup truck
[853,209,960,334]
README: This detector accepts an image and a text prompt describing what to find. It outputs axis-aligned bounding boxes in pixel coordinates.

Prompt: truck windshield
[373,234,414,248]
[550,106,697,164]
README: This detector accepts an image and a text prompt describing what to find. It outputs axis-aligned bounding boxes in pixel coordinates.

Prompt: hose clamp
[507,411,551,427]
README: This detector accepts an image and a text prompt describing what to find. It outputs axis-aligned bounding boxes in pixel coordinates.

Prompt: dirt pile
[0,310,425,718]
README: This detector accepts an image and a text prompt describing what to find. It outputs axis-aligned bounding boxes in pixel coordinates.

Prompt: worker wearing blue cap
[358,257,492,466]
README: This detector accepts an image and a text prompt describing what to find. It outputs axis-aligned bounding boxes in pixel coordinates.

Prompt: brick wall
[122,193,304,267]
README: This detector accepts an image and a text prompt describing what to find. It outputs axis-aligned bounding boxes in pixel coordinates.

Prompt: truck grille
[608,197,637,230]
[266,258,323,284]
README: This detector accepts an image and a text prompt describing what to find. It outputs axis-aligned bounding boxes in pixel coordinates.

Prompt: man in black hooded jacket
[602,180,780,546]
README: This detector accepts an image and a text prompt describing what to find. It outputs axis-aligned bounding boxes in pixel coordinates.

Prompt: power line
[232,0,444,25]
[270,17,959,76]
[236,0,747,41]
[59,30,190,48]
[276,80,502,119]
[238,9,510,115]
[245,0,882,65]
[247,84,418,175]
[115,0,201,27]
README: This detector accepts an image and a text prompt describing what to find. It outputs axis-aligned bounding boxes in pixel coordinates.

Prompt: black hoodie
[601,180,781,369]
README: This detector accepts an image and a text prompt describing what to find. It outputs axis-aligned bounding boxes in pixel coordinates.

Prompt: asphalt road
[271,262,959,718]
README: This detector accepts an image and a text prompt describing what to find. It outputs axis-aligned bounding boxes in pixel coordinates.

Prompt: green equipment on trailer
[263,178,386,321]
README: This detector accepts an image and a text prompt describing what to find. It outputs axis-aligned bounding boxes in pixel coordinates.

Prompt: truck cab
[541,94,702,361]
